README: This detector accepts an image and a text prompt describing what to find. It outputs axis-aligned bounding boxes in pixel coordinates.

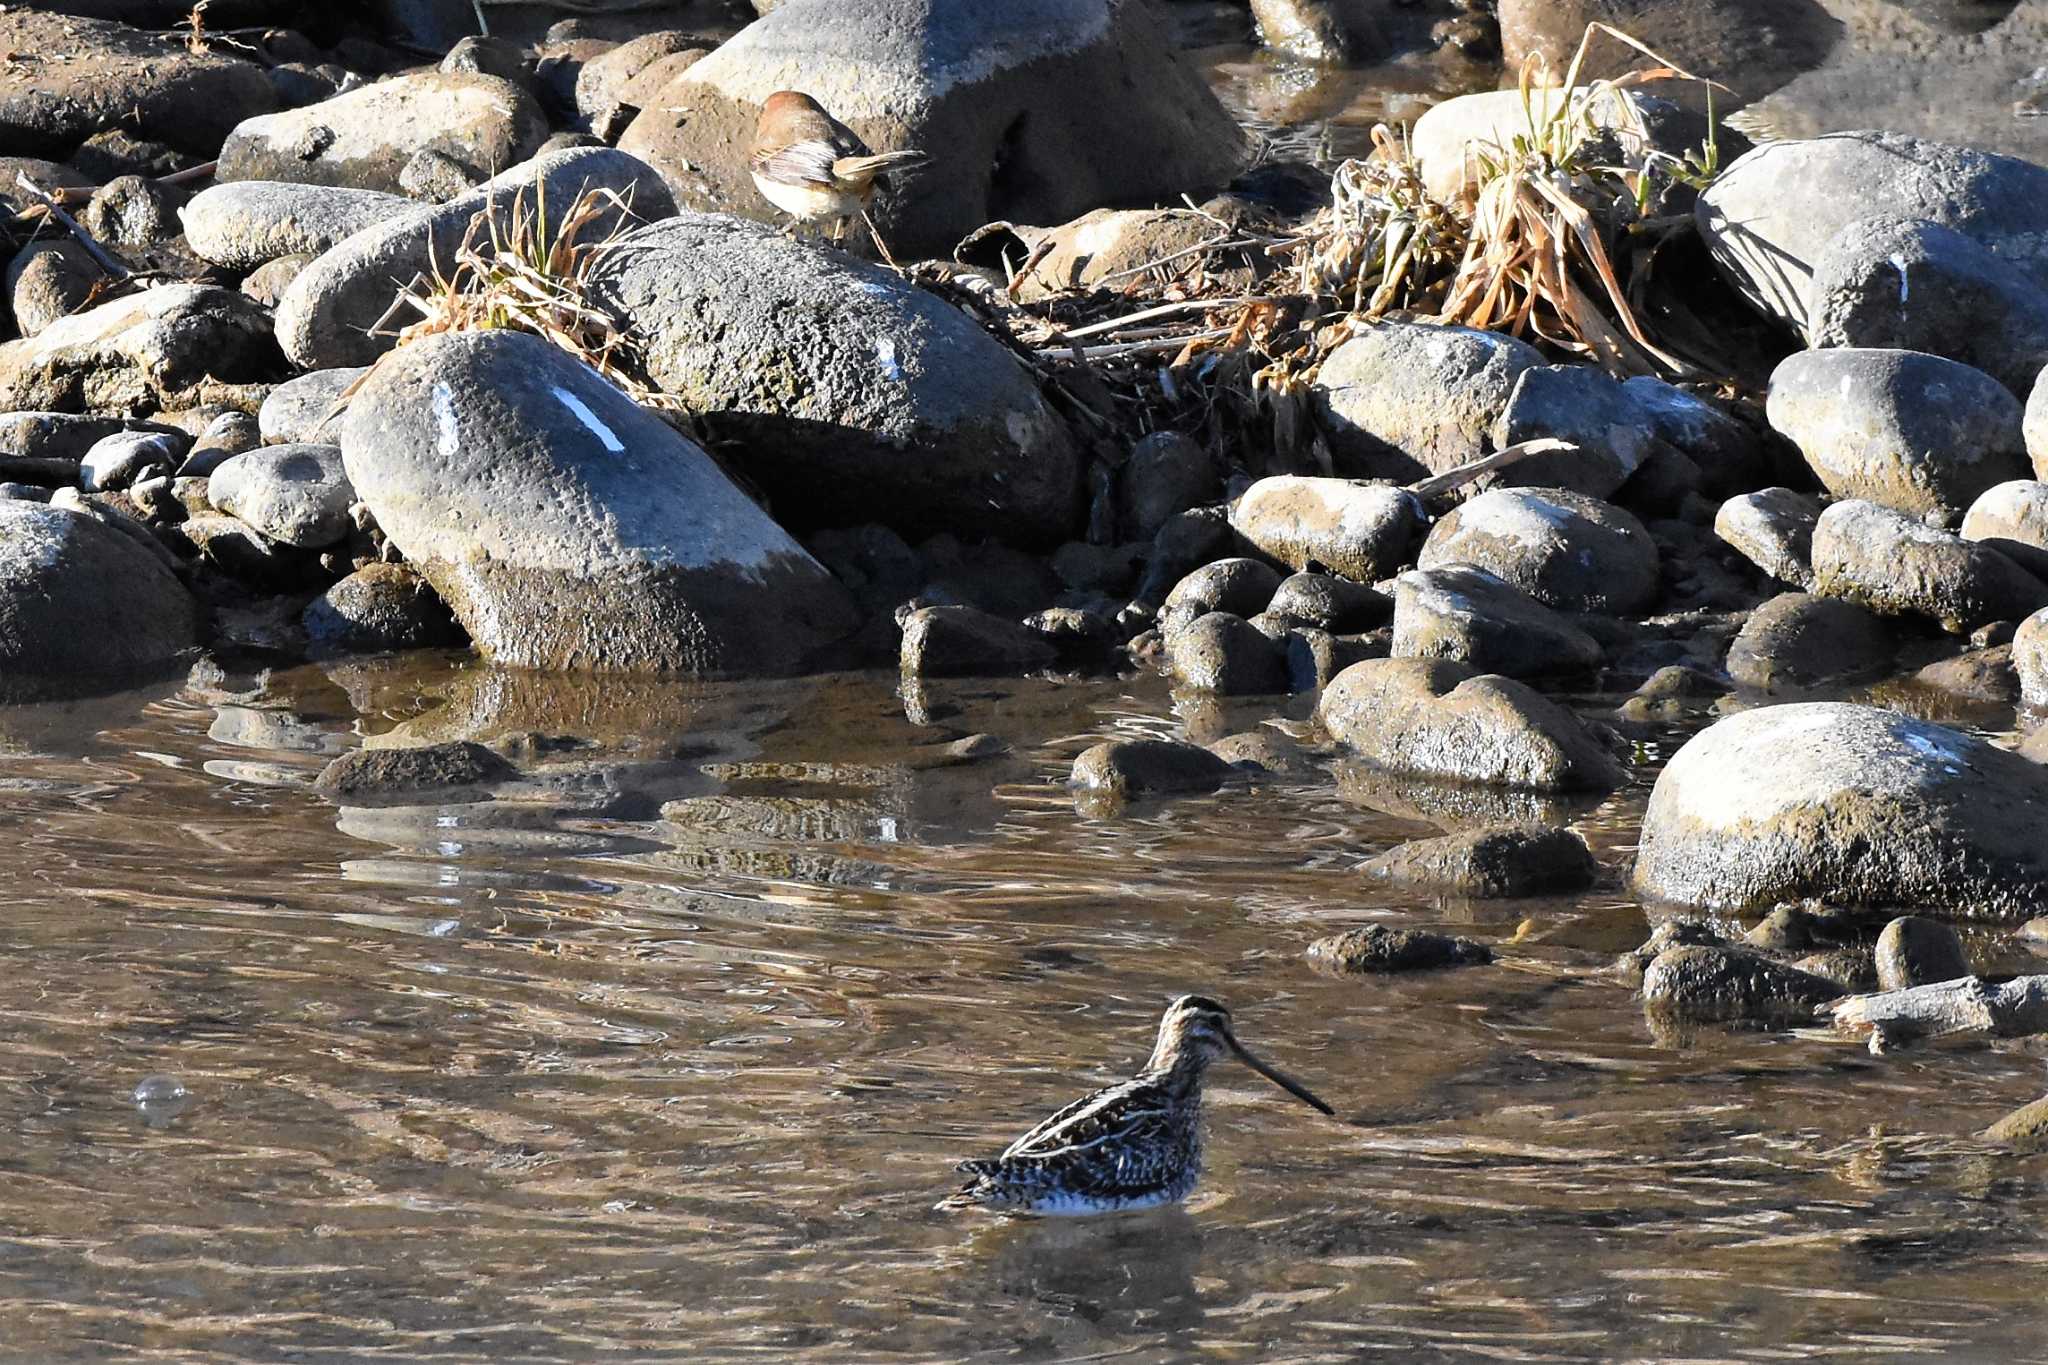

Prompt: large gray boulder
[1315,656,1623,792]
[1227,476,1425,584]
[218,72,550,195]
[1390,564,1601,680]
[180,182,416,273]
[1310,323,1543,481]
[614,0,1249,260]
[337,330,859,675]
[1699,131,2048,336]
[1492,366,1766,501]
[1807,215,2048,397]
[0,285,276,416]
[1766,348,2027,524]
[275,147,676,370]
[0,500,199,694]
[1416,486,1659,614]
[586,214,1079,544]
[1633,702,2048,919]
[1811,498,2048,632]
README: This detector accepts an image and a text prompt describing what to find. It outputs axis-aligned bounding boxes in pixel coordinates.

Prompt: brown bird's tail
[832,149,927,189]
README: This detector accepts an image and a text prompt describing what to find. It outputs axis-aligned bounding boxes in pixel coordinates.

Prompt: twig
[1037,327,1235,362]
[1055,296,1264,341]
[13,174,130,281]
[1404,438,1577,500]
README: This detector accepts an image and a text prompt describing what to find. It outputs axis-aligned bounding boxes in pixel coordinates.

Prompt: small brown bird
[748,90,925,263]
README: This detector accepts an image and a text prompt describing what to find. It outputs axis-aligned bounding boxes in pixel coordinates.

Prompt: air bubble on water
[133,1074,186,1106]
[133,1073,191,1127]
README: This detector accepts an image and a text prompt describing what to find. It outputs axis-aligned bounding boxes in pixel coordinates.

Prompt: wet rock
[207,443,354,548]
[256,367,363,446]
[1808,215,2048,397]
[1208,729,1316,774]
[1071,737,1233,799]
[1361,823,1598,899]
[1158,558,1284,638]
[219,72,548,196]
[1229,476,1424,584]
[805,524,923,616]
[1264,571,1391,633]
[0,285,275,418]
[6,241,102,340]
[1251,0,1386,63]
[1983,1094,2048,1151]
[0,10,277,159]
[302,563,465,655]
[587,213,1078,544]
[1725,593,1897,691]
[1307,924,1492,974]
[1119,431,1220,542]
[1316,656,1625,791]
[179,411,260,478]
[1633,702,2048,918]
[1699,131,2048,336]
[313,740,517,804]
[181,182,416,273]
[1390,563,1601,680]
[1767,349,2027,523]
[1811,499,2048,632]
[1417,486,1659,614]
[1913,644,2019,702]
[614,0,1249,260]
[1791,947,1878,994]
[899,605,1055,678]
[1875,915,1971,991]
[1744,904,1830,953]
[277,146,674,370]
[1615,664,1727,723]
[1615,918,1723,987]
[0,500,199,694]
[1715,487,1821,590]
[1165,611,1289,695]
[1641,944,1844,1028]
[1960,480,2048,581]
[339,329,859,674]
[2015,607,2048,706]
[1312,322,1543,481]
[80,430,185,492]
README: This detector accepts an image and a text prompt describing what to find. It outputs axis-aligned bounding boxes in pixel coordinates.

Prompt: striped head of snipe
[1146,995,1333,1115]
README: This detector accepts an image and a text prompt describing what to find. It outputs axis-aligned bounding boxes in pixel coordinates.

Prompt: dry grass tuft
[375,181,689,417]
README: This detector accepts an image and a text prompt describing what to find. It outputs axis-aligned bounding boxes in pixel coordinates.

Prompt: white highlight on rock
[432,382,461,460]
[551,385,625,453]
[873,336,904,381]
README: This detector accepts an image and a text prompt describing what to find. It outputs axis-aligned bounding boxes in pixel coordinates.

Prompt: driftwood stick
[1055,296,1264,342]
[1091,236,1259,285]
[1404,438,1577,500]
[1037,327,1235,363]
[13,174,130,281]
[1825,974,2048,1054]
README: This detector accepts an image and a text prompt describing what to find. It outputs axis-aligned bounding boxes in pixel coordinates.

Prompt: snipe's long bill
[937,994,1335,1217]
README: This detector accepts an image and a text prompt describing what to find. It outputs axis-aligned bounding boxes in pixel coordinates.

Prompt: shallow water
[2,658,2048,1360]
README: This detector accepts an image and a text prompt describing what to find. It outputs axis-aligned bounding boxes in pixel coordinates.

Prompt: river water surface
[1,658,2046,1360]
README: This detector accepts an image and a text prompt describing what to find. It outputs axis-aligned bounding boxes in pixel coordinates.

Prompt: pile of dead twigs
[937,23,1736,472]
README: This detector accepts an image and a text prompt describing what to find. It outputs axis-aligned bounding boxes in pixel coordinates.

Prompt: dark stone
[1360,823,1598,898]
[1070,737,1234,798]
[1307,924,1493,974]
[899,605,1055,678]
[313,740,518,805]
